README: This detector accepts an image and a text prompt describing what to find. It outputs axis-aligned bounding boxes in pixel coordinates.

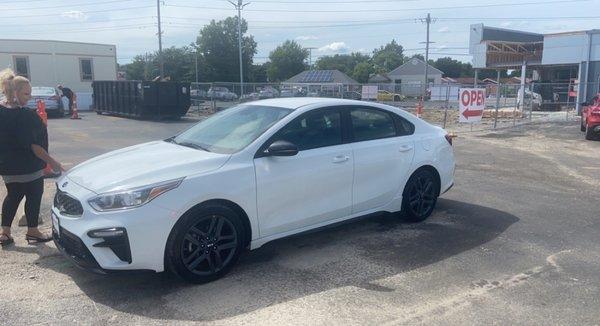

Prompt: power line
[5,16,156,27]
[0,5,155,19]
[165,0,591,13]
[1,0,138,11]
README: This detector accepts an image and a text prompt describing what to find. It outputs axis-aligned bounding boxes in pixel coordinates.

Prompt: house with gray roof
[368,58,444,97]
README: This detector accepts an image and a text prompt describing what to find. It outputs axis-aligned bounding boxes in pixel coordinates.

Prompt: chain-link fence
[189,81,600,133]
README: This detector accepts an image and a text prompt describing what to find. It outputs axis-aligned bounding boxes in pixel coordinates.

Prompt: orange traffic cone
[70,105,81,120]
[37,100,48,125]
[416,98,424,118]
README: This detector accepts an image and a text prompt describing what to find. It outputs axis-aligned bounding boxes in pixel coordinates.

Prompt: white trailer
[0,39,117,110]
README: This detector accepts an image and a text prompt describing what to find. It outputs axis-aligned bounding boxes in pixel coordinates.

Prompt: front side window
[80,58,94,81]
[274,109,342,151]
[13,56,30,79]
[350,108,396,142]
[173,105,292,154]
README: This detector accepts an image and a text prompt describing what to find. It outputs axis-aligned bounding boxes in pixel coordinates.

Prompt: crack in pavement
[382,250,574,325]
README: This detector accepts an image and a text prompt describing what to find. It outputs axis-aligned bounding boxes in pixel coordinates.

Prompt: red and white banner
[459,88,485,123]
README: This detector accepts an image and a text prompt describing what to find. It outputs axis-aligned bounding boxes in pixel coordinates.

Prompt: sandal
[25,234,53,244]
[0,234,14,247]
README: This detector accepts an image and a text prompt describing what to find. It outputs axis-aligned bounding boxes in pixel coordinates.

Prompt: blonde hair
[0,68,30,105]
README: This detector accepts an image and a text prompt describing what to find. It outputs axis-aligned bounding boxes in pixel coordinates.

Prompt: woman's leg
[24,178,47,237]
[2,182,26,236]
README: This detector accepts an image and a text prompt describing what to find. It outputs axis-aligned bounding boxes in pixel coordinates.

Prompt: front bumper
[52,177,178,273]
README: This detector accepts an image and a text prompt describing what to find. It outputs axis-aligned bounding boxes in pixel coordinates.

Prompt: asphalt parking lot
[1,112,599,325]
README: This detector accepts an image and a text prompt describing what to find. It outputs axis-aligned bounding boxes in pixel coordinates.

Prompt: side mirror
[265,140,298,157]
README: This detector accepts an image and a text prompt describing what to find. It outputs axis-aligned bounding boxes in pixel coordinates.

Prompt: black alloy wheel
[166,204,245,284]
[181,215,238,276]
[401,169,439,222]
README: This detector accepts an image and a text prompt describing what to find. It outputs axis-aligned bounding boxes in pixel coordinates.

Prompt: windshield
[172,105,292,154]
[31,87,56,96]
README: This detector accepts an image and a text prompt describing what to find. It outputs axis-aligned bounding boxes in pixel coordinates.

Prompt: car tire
[585,125,595,140]
[581,119,586,132]
[400,169,439,223]
[165,203,245,284]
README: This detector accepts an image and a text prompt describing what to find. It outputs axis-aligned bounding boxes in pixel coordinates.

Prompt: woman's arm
[31,144,64,172]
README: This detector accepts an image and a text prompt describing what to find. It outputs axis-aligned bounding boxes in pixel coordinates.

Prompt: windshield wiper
[177,141,211,152]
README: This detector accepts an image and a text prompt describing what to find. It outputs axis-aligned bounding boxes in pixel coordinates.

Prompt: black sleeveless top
[0,105,48,175]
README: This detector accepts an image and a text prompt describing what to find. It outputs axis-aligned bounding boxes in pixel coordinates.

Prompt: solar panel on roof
[301,70,334,83]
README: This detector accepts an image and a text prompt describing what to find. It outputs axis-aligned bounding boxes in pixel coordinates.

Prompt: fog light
[88,227,125,238]
[87,227,132,263]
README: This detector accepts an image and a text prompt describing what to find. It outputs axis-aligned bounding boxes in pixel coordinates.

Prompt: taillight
[445,134,455,146]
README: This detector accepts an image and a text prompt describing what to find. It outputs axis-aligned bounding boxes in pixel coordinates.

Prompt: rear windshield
[31,87,56,96]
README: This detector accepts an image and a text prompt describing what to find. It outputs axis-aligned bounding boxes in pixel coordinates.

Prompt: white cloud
[318,42,348,53]
[295,35,318,41]
[437,27,450,33]
[61,10,89,21]
[500,21,530,29]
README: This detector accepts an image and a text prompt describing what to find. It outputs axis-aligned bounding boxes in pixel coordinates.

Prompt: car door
[254,107,354,237]
[349,106,416,214]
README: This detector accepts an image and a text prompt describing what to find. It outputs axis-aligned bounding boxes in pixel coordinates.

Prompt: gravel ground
[1,112,599,325]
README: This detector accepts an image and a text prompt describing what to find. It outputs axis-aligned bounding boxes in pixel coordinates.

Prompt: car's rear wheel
[166,204,245,284]
[401,169,439,223]
[585,125,595,140]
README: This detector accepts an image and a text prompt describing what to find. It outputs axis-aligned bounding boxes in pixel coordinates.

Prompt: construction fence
[189,81,600,133]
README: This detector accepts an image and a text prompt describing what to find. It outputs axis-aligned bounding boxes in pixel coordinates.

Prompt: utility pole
[419,13,435,100]
[156,0,164,79]
[306,47,317,70]
[229,0,250,96]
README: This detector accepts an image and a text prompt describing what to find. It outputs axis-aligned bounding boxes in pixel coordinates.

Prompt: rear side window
[393,114,415,136]
[350,108,396,142]
[275,110,342,151]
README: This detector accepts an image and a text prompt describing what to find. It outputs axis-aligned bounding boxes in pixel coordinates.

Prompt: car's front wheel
[166,204,245,284]
[401,169,439,222]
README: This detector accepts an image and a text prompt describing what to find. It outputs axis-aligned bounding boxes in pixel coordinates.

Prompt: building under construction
[469,24,600,112]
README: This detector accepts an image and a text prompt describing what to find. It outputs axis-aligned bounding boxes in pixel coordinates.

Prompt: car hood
[66,141,230,194]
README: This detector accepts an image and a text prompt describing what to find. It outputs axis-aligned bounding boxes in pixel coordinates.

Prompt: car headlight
[88,178,184,211]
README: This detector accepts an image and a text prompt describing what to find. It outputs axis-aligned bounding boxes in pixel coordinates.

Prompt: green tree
[267,40,308,81]
[433,57,473,78]
[372,40,405,72]
[196,17,257,82]
[315,52,371,77]
[352,61,374,83]
[250,62,270,82]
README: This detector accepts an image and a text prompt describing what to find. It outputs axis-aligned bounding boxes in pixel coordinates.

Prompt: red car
[581,94,600,140]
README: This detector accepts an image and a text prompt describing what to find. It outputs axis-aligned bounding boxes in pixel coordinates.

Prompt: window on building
[13,56,30,79]
[80,58,94,81]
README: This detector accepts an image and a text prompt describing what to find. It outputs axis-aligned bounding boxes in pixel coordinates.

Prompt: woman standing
[0,69,64,246]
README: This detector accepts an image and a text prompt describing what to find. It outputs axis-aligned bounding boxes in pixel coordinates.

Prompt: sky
[1,0,599,66]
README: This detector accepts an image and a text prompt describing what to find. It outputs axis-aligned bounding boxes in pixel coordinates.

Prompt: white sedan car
[52,98,455,283]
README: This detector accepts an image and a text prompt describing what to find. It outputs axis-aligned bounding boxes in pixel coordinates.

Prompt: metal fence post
[494,72,501,129]
[211,82,216,112]
[443,83,450,129]
[529,84,533,122]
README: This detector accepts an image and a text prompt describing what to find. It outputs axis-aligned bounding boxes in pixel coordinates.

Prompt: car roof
[247,97,384,110]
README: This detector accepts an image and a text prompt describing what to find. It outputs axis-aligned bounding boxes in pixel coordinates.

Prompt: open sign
[459,88,485,123]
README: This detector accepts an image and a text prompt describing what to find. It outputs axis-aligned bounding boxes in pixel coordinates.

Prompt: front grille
[54,190,84,216]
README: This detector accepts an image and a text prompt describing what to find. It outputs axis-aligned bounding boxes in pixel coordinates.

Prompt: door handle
[398,145,413,152]
[332,155,350,163]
